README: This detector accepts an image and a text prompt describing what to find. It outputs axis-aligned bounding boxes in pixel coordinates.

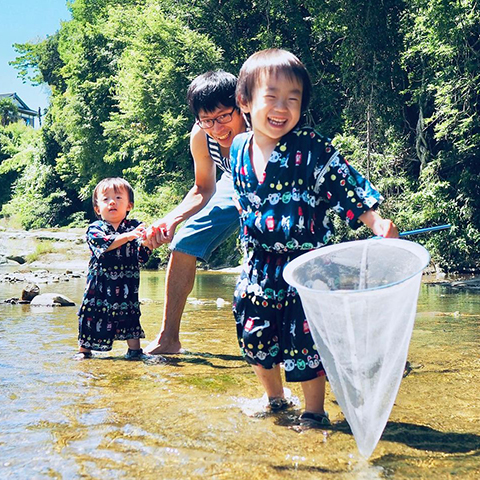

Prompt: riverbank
[0,227,89,272]
[1,227,479,288]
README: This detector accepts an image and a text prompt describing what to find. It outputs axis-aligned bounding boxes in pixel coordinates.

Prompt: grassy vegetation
[26,240,55,263]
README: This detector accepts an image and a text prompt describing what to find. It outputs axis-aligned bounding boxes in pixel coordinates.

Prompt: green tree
[0,123,40,206]
[400,0,480,268]
[11,32,66,93]
[0,98,20,127]
[103,2,224,192]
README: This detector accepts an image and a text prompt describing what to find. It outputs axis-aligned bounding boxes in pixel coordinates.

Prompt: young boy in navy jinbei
[77,178,151,360]
[230,49,398,425]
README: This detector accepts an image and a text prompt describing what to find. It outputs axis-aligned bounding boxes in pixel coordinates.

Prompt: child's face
[197,104,246,149]
[94,186,132,227]
[240,72,303,145]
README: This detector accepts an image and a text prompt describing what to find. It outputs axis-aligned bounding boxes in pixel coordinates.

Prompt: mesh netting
[284,239,430,458]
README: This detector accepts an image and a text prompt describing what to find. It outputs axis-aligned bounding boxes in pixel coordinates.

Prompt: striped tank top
[206,134,231,175]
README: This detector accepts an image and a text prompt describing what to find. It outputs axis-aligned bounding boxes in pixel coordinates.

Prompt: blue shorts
[170,173,240,262]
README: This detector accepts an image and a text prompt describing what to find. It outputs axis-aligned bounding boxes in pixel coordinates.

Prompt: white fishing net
[284,239,430,458]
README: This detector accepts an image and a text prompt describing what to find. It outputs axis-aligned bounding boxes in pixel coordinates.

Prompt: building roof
[0,93,38,116]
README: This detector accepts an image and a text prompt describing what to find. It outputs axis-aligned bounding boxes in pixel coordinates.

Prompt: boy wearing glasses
[145,70,246,355]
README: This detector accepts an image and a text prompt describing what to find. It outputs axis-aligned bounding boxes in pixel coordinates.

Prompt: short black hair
[236,49,311,113]
[187,70,238,118]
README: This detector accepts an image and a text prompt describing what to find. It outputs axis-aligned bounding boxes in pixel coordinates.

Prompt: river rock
[3,297,30,304]
[21,283,40,301]
[4,297,19,304]
[7,255,27,265]
[0,269,85,284]
[30,293,76,307]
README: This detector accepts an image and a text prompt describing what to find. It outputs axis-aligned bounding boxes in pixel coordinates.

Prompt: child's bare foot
[74,351,93,360]
[144,335,182,355]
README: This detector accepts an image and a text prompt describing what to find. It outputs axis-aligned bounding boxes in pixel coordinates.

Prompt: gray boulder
[30,293,76,307]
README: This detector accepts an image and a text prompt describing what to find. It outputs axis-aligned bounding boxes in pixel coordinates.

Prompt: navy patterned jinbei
[78,218,150,351]
[231,127,383,382]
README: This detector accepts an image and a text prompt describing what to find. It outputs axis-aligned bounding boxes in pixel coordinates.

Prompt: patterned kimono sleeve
[86,222,115,258]
[136,240,151,264]
[348,163,384,210]
[124,218,150,264]
[230,132,250,212]
[318,147,383,230]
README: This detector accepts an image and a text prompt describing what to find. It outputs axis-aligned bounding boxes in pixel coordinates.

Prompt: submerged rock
[4,297,19,304]
[30,293,76,307]
[3,297,30,304]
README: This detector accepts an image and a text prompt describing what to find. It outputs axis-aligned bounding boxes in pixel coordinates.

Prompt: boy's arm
[148,124,217,247]
[359,209,399,238]
[104,224,146,252]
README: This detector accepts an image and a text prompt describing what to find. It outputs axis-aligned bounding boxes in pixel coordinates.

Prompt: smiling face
[94,186,133,229]
[240,71,303,147]
[197,105,246,148]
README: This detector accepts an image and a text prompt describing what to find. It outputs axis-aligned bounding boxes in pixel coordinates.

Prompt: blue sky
[0,0,71,112]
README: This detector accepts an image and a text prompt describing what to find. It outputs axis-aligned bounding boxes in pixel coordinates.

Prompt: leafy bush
[1,159,72,229]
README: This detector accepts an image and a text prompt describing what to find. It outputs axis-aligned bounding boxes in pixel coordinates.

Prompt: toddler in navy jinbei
[76,177,152,360]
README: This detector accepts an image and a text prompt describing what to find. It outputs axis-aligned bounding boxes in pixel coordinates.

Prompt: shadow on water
[95,350,245,369]
[273,415,480,456]
[381,422,480,454]
[162,350,245,367]
[281,417,480,455]
[272,464,345,475]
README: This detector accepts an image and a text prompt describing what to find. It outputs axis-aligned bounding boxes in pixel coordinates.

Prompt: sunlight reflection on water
[0,270,479,479]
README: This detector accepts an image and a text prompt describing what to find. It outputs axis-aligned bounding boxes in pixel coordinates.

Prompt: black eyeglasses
[196,108,237,129]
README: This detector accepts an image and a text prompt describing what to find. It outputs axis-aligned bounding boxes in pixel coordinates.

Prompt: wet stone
[7,255,27,265]
[3,297,30,304]
[30,293,76,307]
[21,283,40,301]
[3,297,19,304]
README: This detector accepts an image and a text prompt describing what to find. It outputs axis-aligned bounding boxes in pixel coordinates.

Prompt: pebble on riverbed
[0,269,84,284]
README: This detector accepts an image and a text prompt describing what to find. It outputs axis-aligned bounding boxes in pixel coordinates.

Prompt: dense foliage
[2,0,479,270]
[0,98,20,127]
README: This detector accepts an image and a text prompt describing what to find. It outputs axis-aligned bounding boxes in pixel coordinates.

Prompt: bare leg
[252,364,285,400]
[144,251,197,354]
[301,375,326,414]
[126,338,141,350]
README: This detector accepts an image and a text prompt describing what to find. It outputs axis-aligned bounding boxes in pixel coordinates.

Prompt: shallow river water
[0,269,479,479]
